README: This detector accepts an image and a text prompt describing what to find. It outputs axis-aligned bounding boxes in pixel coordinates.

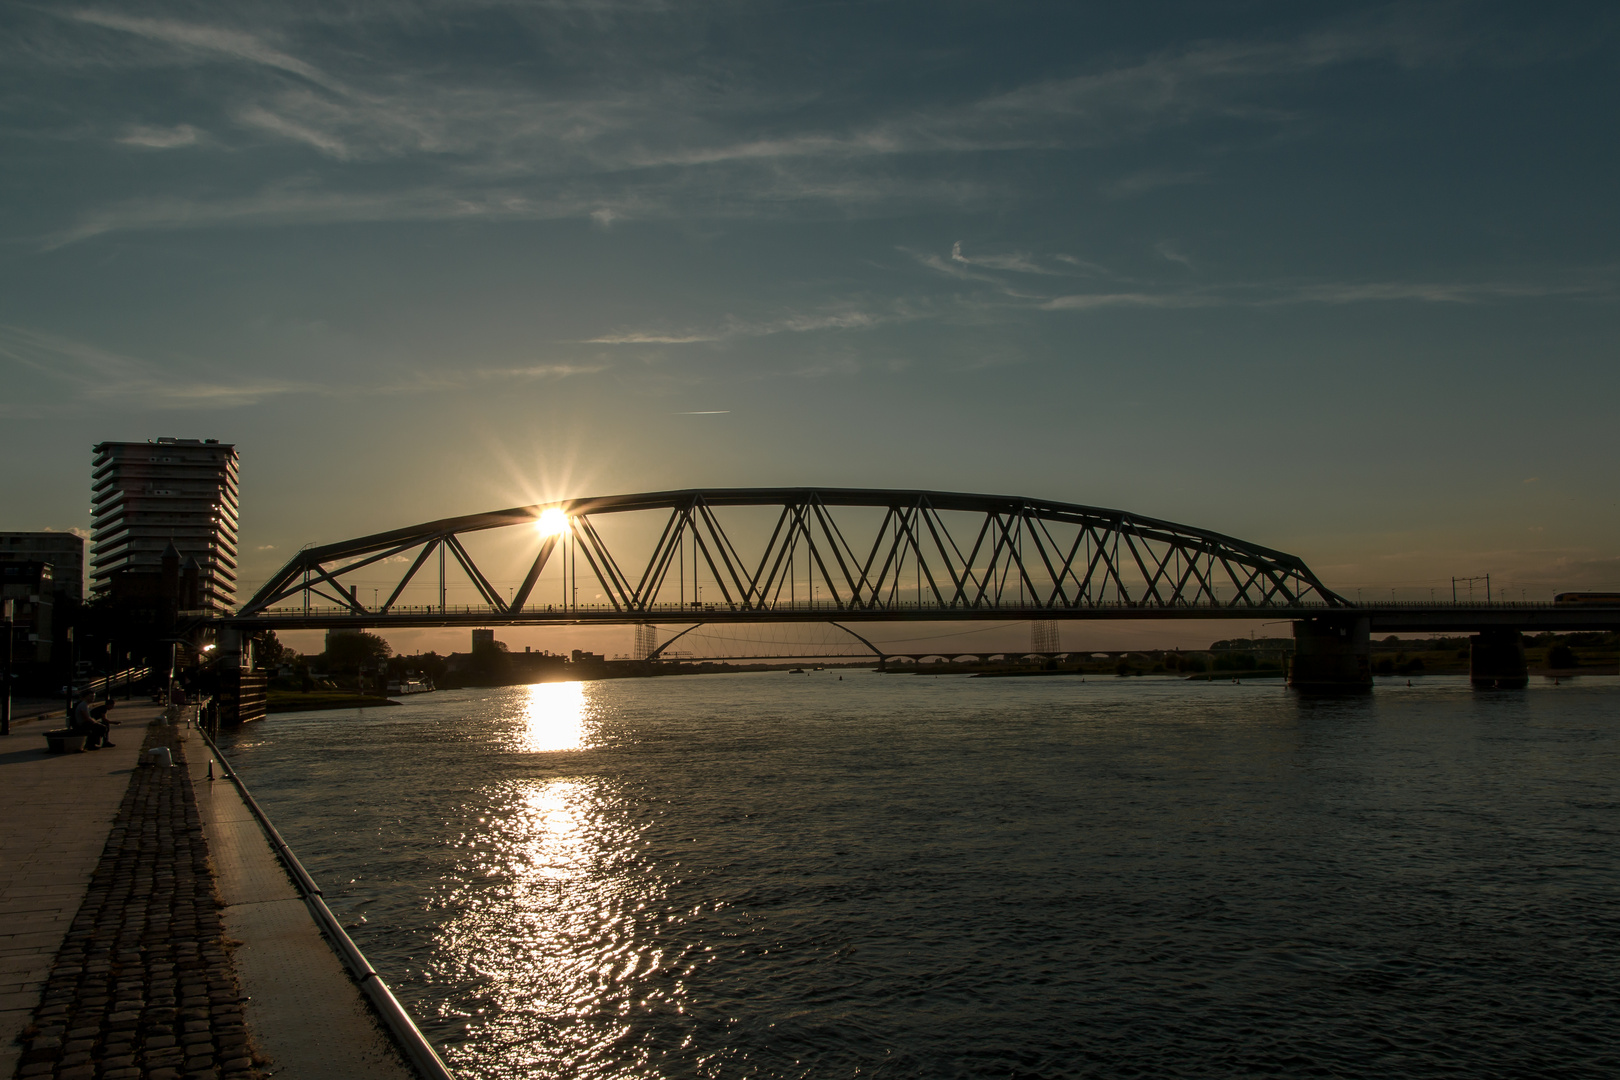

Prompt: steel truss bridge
[227,488,1620,639]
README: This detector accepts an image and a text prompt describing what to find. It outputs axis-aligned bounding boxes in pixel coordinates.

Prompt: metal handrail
[196,726,454,1080]
[79,665,152,696]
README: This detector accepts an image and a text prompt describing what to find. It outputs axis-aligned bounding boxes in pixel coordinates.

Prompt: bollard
[147,746,174,768]
[207,760,214,782]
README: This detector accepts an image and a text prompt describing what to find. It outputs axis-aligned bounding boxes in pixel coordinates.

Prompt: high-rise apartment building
[0,531,85,603]
[90,438,240,613]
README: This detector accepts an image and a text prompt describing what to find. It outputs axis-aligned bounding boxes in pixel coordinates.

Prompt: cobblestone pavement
[11,718,261,1080]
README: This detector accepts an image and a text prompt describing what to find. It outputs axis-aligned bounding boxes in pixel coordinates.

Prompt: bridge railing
[1339,600,1562,609]
[242,599,1575,619]
[244,599,1357,619]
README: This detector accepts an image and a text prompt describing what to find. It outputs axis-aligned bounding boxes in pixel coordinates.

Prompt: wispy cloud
[0,322,614,414]
[479,363,606,379]
[1041,292,1214,311]
[0,324,305,411]
[236,104,352,158]
[117,123,202,149]
[1279,281,1595,304]
[26,8,1476,242]
[70,10,342,90]
[584,331,720,345]
[949,241,1060,275]
[46,184,654,248]
[577,270,1614,354]
[1052,254,1118,277]
[1155,241,1195,271]
[1040,277,1615,311]
[355,361,610,397]
[583,303,922,346]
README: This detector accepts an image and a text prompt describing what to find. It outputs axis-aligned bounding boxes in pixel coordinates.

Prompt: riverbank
[1,709,431,1079]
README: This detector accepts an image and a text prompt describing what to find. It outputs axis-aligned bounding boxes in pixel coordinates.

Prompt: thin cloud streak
[117,123,202,149]
[909,239,1614,311]
[583,272,1615,352]
[0,323,305,410]
[584,304,925,346]
[478,364,607,379]
[69,10,343,90]
[27,8,1490,242]
[0,324,605,412]
[1041,279,1615,310]
[45,185,655,248]
[584,332,720,345]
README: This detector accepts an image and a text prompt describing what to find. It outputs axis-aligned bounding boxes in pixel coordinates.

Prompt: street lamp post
[2,598,13,737]
[63,626,75,722]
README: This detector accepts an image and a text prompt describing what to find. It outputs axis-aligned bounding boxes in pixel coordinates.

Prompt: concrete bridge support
[1470,629,1528,689]
[1289,616,1371,692]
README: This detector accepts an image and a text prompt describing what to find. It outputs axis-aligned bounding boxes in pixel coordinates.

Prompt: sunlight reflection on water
[517,681,592,753]
[437,776,669,1076]
[434,681,679,1077]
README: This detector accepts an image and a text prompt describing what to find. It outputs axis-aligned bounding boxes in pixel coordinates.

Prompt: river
[215,672,1620,1078]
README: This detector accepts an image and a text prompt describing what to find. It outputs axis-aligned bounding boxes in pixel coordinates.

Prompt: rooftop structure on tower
[90,437,240,614]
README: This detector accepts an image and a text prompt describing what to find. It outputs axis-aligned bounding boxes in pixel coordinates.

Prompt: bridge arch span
[236,487,1346,628]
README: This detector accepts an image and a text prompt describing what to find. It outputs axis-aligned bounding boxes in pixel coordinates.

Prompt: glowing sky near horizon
[1,1,1616,656]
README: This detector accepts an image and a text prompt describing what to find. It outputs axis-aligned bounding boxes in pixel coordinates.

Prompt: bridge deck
[220,603,1620,635]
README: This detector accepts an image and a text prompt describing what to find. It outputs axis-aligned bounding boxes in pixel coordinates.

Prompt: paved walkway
[4,711,422,1080]
[2,701,72,726]
[7,717,255,1079]
[0,708,155,1080]
[187,735,413,1080]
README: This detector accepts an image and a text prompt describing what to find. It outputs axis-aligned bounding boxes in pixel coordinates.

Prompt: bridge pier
[1289,616,1371,692]
[1470,629,1528,689]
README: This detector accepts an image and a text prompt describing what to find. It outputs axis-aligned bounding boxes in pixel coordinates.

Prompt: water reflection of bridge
[223,488,1620,690]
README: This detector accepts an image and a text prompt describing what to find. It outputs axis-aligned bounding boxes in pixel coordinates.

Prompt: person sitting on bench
[72,696,119,749]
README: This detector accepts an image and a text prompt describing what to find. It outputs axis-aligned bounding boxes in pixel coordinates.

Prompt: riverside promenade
[1,709,419,1080]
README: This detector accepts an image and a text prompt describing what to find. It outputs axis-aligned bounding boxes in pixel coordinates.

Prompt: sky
[2,0,1617,657]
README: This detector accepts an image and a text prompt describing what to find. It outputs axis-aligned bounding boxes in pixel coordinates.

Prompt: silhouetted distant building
[0,531,85,603]
[2,561,56,668]
[325,627,363,652]
[101,541,205,624]
[91,438,239,613]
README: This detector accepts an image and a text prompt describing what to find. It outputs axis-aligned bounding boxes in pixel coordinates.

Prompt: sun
[534,507,571,537]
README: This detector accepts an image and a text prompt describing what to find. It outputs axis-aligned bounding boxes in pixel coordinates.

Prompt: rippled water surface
[216,673,1620,1078]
